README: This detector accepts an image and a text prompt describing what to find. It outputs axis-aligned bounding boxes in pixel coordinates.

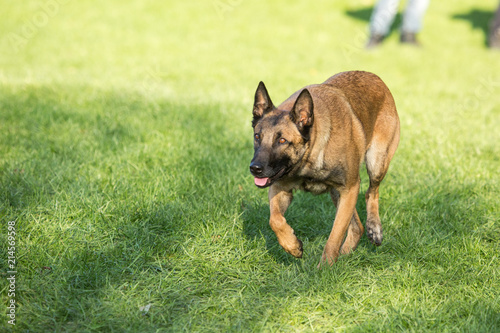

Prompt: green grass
[1,0,499,331]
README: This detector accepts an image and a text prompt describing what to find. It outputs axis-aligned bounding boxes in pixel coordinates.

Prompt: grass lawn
[1,0,499,331]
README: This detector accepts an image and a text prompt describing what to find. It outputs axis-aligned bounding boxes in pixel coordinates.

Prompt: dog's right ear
[253,81,274,127]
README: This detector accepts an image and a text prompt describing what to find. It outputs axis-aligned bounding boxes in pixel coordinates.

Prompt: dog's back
[324,71,399,146]
[279,71,398,149]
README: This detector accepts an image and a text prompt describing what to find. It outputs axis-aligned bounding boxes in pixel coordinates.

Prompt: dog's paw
[316,251,338,268]
[293,239,304,258]
[366,221,383,246]
[285,238,303,258]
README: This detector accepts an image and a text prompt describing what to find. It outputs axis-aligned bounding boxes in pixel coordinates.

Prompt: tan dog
[249,71,400,266]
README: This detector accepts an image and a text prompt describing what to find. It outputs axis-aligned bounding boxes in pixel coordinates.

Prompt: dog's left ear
[290,89,314,131]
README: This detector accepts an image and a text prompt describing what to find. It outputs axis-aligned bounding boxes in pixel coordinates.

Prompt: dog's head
[249,81,314,188]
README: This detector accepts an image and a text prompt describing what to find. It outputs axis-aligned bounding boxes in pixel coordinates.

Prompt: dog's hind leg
[268,185,303,258]
[364,178,383,246]
[364,124,399,246]
[330,189,364,255]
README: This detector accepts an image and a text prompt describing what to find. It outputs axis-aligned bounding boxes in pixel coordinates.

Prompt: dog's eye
[254,133,260,141]
[278,138,287,144]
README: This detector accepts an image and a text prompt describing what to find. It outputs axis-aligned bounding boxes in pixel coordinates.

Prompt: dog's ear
[253,81,274,126]
[290,89,314,132]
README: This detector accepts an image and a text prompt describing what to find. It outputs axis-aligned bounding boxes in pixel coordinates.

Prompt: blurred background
[1,0,499,104]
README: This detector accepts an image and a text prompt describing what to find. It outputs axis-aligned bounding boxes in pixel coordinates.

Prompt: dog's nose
[249,163,263,175]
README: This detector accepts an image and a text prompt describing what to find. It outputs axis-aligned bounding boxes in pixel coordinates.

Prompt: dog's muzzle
[250,162,286,188]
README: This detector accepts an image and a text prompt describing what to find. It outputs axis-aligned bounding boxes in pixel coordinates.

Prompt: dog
[249,71,400,266]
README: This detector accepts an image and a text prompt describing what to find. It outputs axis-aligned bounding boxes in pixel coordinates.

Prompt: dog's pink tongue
[254,177,269,187]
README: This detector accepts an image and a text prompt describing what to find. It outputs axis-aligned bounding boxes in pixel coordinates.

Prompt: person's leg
[369,0,401,36]
[489,3,500,48]
[367,0,400,48]
[401,0,430,44]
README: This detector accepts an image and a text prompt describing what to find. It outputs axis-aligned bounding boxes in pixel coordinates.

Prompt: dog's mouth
[254,167,287,188]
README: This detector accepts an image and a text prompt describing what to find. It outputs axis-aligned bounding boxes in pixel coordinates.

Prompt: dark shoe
[489,27,500,49]
[400,32,421,46]
[365,33,385,49]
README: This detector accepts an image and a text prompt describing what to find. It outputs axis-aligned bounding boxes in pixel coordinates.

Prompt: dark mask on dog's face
[250,83,313,188]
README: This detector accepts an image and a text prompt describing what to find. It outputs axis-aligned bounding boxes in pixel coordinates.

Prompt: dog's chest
[300,179,330,194]
[296,163,346,194]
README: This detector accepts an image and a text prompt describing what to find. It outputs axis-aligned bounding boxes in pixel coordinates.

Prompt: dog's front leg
[319,181,360,267]
[268,185,303,258]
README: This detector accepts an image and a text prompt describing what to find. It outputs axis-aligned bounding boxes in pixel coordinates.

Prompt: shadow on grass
[345,6,372,22]
[242,157,498,265]
[2,84,498,331]
[452,9,495,46]
[241,184,372,265]
[0,84,252,330]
